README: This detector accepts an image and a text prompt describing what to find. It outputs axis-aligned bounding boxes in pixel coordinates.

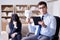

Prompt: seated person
[22,1,56,40]
[8,14,22,40]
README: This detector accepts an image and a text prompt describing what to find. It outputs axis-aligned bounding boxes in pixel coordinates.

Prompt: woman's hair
[10,14,21,24]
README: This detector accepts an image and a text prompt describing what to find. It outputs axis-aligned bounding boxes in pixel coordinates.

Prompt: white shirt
[40,13,56,37]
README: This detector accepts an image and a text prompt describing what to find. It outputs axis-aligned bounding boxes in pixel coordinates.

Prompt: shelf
[1,5,13,6]
[16,5,28,11]
[2,16,26,19]
[1,5,13,13]
[32,10,39,12]
[16,10,24,13]
[1,5,40,19]
[16,5,27,7]
[32,10,40,13]
[2,11,13,12]
[19,16,26,18]
[1,5,13,9]
[1,5,40,31]
[2,16,11,19]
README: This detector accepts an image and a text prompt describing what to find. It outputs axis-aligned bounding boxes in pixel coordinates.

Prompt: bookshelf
[1,5,40,31]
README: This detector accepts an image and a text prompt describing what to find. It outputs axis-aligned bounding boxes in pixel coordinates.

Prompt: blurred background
[0,0,60,40]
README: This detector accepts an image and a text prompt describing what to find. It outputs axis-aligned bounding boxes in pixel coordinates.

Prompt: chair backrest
[54,16,60,36]
[52,16,60,40]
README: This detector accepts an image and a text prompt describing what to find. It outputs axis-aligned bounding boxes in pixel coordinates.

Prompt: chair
[52,16,60,40]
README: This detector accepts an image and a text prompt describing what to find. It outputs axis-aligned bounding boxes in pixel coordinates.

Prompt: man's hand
[11,33,17,38]
[38,21,46,27]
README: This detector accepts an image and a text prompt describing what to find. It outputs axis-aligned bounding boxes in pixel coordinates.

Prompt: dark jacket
[9,22,22,40]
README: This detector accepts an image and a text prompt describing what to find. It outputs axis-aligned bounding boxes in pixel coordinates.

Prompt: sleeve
[50,17,56,35]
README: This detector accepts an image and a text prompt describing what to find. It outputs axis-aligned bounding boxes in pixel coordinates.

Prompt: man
[22,1,56,40]
[37,1,56,40]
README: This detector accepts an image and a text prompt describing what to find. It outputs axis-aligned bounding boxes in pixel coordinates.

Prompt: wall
[53,1,60,17]
[47,2,53,14]
[0,0,41,5]
[0,0,56,5]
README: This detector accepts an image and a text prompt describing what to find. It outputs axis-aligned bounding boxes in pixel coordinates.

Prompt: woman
[9,14,22,40]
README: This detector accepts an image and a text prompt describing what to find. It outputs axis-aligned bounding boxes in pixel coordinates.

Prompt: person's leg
[38,35,43,39]
[38,35,50,40]
[12,34,21,40]
[22,35,38,40]
[26,32,34,37]
[17,34,21,40]
[12,37,17,40]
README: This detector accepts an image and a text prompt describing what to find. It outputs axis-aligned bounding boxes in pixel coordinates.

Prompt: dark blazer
[9,22,22,40]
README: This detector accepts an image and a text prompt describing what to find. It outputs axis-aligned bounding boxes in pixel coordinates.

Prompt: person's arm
[49,17,56,35]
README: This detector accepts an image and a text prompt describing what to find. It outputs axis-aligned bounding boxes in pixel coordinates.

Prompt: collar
[39,13,48,17]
